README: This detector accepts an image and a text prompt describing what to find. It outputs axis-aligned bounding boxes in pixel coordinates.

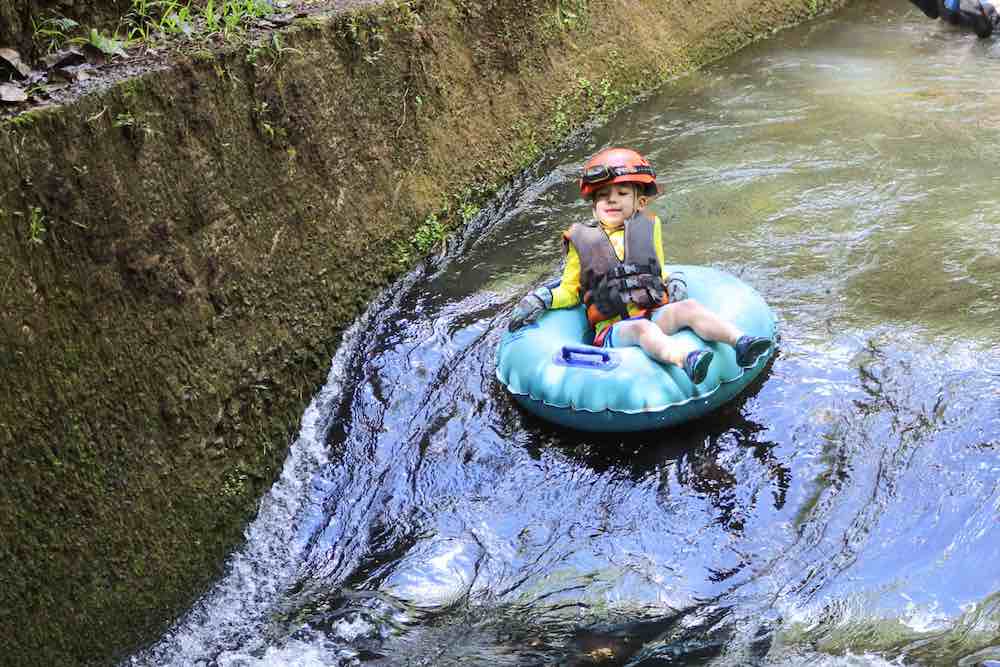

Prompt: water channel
[127,0,1000,664]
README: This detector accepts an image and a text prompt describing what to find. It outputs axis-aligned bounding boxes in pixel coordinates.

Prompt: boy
[508,147,771,384]
[909,0,998,38]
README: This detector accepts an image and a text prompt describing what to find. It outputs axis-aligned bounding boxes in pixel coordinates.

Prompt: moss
[190,48,217,63]
[2,112,38,130]
[293,15,332,30]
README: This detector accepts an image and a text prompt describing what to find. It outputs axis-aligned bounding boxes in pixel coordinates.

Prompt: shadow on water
[525,359,781,467]
[497,367,789,666]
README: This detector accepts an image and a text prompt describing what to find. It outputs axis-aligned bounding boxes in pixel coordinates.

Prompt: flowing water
[126,1,1000,664]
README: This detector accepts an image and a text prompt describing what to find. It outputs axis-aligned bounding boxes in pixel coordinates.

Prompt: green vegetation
[126,0,275,41]
[413,212,446,254]
[30,0,277,61]
[335,8,388,64]
[553,0,589,31]
[83,27,129,56]
[126,0,197,40]
[113,111,137,128]
[221,466,249,498]
[395,212,447,266]
[246,33,302,72]
[2,111,37,129]
[11,205,48,246]
[160,4,195,36]
[202,0,221,33]
[28,206,45,245]
[550,71,633,136]
[32,12,128,57]
[252,100,285,141]
[112,110,159,139]
[392,182,490,268]
[31,15,80,53]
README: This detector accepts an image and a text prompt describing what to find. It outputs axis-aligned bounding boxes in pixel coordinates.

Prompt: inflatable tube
[496,265,778,432]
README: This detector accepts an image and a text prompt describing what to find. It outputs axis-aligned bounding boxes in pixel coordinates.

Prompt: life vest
[562,211,668,327]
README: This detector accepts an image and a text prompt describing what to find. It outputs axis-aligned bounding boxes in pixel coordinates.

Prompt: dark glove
[976,0,998,34]
[508,287,553,332]
[666,271,688,303]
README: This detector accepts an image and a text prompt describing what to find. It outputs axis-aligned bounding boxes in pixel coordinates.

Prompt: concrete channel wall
[0,0,844,664]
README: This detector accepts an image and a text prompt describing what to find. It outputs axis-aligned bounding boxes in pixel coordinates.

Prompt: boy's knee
[633,319,659,336]
[673,298,703,320]
[632,319,663,343]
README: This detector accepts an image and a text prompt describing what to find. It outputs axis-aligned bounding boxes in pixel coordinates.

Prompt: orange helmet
[579,147,658,199]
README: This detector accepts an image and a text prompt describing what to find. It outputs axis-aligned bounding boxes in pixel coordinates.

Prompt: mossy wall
[0,0,845,664]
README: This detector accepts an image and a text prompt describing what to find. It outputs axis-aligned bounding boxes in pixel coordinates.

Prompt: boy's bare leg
[610,319,693,367]
[651,300,742,344]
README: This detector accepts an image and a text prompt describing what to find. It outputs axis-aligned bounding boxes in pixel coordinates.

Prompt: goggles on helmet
[580,163,656,186]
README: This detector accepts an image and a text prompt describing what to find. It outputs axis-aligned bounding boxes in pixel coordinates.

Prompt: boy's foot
[734,335,772,367]
[684,349,714,384]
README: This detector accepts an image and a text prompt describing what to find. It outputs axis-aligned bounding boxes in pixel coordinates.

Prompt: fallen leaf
[0,82,28,103]
[49,64,93,83]
[262,13,297,26]
[42,48,87,69]
[0,47,31,78]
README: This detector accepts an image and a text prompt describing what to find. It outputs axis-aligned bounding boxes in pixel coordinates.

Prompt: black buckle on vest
[621,262,642,275]
[609,263,643,279]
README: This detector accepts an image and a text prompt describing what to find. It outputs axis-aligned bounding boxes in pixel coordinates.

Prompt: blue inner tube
[495,265,778,432]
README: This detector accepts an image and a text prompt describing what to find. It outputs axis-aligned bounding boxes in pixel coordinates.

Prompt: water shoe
[684,349,714,384]
[734,335,772,367]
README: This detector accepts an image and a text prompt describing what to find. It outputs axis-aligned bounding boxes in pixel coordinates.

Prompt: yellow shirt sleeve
[551,243,582,309]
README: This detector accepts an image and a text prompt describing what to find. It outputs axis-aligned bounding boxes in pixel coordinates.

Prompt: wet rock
[24,69,47,86]
[49,64,92,84]
[0,82,28,104]
[82,44,109,67]
[42,48,87,70]
[42,81,71,94]
[255,12,309,29]
[0,48,31,78]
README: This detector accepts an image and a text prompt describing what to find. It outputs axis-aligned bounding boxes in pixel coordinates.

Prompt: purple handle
[556,345,618,370]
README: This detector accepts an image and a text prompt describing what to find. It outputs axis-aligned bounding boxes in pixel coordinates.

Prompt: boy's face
[591,183,645,226]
